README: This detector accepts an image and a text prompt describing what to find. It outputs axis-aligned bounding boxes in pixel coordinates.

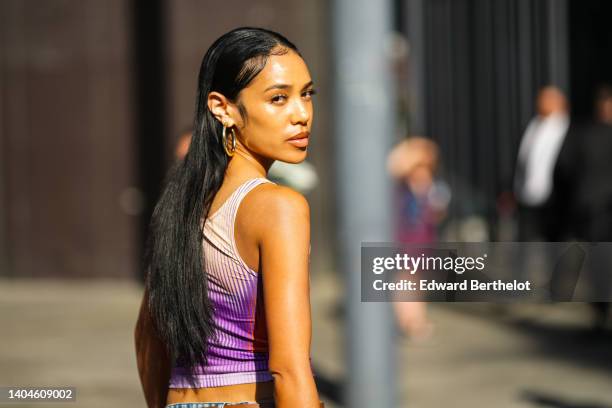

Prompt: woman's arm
[134,288,172,408]
[248,184,320,408]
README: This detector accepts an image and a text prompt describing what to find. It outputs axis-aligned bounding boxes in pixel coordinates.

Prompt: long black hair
[144,27,299,381]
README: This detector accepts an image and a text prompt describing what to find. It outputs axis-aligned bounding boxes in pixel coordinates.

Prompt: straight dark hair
[144,27,299,383]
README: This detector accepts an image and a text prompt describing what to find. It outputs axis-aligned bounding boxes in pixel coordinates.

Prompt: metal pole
[332,1,396,407]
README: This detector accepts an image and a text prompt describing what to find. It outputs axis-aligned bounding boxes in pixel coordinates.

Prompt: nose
[290,99,310,125]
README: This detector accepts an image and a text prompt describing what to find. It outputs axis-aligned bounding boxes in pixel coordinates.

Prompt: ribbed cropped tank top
[169,178,274,388]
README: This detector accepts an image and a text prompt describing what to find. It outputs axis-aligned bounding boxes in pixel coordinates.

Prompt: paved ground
[1,273,611,408]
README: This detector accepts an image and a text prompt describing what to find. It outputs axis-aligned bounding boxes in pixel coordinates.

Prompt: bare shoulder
[238,182,310,240]
[242,182,309,220]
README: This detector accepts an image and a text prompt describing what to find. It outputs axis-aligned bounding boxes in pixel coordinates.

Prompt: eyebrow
[264,80,314,92]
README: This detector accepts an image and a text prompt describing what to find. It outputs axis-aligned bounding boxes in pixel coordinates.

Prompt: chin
[275,149,308,164]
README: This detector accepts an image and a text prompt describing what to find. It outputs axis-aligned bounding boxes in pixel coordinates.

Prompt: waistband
[165,402,273,408]
[166,402,325,408]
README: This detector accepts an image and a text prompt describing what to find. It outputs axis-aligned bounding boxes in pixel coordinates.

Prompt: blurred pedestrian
[268,160,319,194]
[387,137,450,340]
[572,85,612,242]
[514,86,570,242]
[174,129,192,160]
[571,85,612,329]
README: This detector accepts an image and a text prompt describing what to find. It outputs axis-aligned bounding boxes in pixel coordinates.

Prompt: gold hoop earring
[221,124,236,157]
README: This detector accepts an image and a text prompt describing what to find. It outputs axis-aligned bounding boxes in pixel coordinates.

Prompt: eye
[271,94,288,104]
[302,89,317,100]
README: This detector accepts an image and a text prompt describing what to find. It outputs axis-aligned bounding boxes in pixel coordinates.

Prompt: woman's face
[232,49,315,164]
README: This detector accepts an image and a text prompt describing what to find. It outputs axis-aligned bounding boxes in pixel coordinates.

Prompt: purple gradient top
[168,178,274,388]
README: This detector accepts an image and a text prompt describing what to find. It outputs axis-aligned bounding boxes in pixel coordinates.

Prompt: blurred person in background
[267,160,318,195]
[175,129,193,160]
[569,85,612,330]
[387,137,450,339]
[572,85,612,243]
[134,27,322,408]
[514,86,571,242]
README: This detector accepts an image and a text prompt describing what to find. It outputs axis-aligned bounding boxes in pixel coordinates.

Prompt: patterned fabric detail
[169,178,274,388]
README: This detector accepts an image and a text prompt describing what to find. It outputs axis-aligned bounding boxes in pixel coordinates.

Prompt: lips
[287,131,310,148]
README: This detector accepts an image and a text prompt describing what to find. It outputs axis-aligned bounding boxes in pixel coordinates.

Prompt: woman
[134,27,321,408]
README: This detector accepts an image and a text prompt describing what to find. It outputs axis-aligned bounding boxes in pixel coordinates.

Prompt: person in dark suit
[568,85,612,329]
[571,85,612,242]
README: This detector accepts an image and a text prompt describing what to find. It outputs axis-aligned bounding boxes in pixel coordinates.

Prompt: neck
[226,148,273,179]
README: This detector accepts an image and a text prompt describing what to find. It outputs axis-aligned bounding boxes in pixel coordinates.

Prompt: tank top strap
[203,178,273,271]
[224,177,273,273]
[225,177,273,223]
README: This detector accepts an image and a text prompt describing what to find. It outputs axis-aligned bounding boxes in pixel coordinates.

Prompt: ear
[207,91,235,127]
